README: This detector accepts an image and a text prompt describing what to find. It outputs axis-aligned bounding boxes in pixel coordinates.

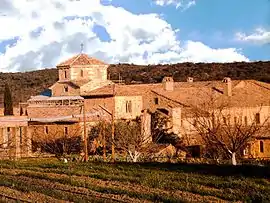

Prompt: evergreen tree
[4,83,13,116]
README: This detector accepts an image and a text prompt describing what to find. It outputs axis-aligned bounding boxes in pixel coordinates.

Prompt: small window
[193,120,197,127]
[19,127,23,144]
[97,69,101,79]
[243,144,251,156]
[64,127,68,135]
[223,117,227,125]
[260,141,264,153]
[81,69,84,77]
[244,116,248,126]
[154,97,159,105]
[3,127,11,148]
[64,70,67,79]
[255,113,260,124]
[234,117,237,124]
[126,101,132,113]
[44,126,49,134]
[64,86,68,93]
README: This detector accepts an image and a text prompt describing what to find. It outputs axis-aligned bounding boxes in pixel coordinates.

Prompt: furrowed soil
[0,158,269,202]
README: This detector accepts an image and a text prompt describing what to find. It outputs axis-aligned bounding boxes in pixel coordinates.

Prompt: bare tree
[113,112,183,162]
[89,117,152,162]
[114,119,149,162]
[88,110,185,163]
[187,98,269,165]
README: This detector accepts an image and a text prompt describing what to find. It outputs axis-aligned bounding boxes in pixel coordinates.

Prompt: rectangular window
[243,144,250,156]
[154,97,159,105]
[44,126,49,134]
[3,127,11,148]
[193,119,197,127]
[244,116,248,126]
[64,70,67,79]
[125,101,132,113]
[64,127,68,136]
[260,141,264,153]
[19,127,23,145]
[223,117,227,125]
[255,113,260,124]
[234,117,237,125]
[81,69,84,77]
[64,86,68,93]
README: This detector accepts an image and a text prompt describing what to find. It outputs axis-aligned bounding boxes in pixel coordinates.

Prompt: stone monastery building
[0,53,270,159]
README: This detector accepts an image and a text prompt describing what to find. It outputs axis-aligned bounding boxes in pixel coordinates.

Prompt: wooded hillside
[0,61,269,106]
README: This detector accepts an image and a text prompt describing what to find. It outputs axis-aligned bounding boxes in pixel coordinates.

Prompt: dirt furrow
[0,173,146,203]
[0,186,67,203]
[0,168,229,203]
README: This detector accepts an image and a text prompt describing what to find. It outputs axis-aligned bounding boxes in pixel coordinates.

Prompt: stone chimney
[162,77,174,91]
[187,77,194,82]
[222,77,232,96]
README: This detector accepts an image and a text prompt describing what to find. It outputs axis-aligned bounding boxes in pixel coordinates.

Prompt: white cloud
[0,0,248,72]
[235,28,270,45]
[179,41,249,63]
[153,0,196,10]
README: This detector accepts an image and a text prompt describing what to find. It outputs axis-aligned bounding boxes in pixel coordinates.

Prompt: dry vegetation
[0,158,269,202]
[0,61,269,105]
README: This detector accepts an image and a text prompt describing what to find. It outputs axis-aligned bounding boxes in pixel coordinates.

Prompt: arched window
[260,141,264,153]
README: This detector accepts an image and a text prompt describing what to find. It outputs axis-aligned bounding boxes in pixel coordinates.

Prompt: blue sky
[0,0,269,72]
[109,0,270,61]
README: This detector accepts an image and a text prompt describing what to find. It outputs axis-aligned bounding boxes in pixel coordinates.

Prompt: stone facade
[50,82,80,96]
[114,96,143,120]
[1,53,269,160]
[0,116,31,159]
[246,139,270,159]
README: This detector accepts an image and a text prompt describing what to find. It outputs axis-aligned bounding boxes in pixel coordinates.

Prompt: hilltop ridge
[0,61,269,106]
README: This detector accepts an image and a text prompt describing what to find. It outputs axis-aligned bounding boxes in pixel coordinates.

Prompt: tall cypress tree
[4,83,13,116]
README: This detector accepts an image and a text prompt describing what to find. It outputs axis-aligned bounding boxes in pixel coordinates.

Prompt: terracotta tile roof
[57,79,90,88]
[57,53,107,67]
[27,106,82,119]
[0,116,28,127]
[84,79,270,108]
[152,87,214,107]
[157,80,270,108]
[84,83,161,97]
[83,80,243,97]
[215,80,270,107]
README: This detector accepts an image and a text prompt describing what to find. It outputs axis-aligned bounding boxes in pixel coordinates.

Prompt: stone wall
[247,139,270,159]
[58,67,71,81]
[84,97,114,115]
[31,123,81,142]
[114,96,143,120]
[0,116,30,159]
[70,65,108,81]
[50,82,80,96]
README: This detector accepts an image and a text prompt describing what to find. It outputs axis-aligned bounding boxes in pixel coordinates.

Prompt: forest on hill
[0,61,269,106]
